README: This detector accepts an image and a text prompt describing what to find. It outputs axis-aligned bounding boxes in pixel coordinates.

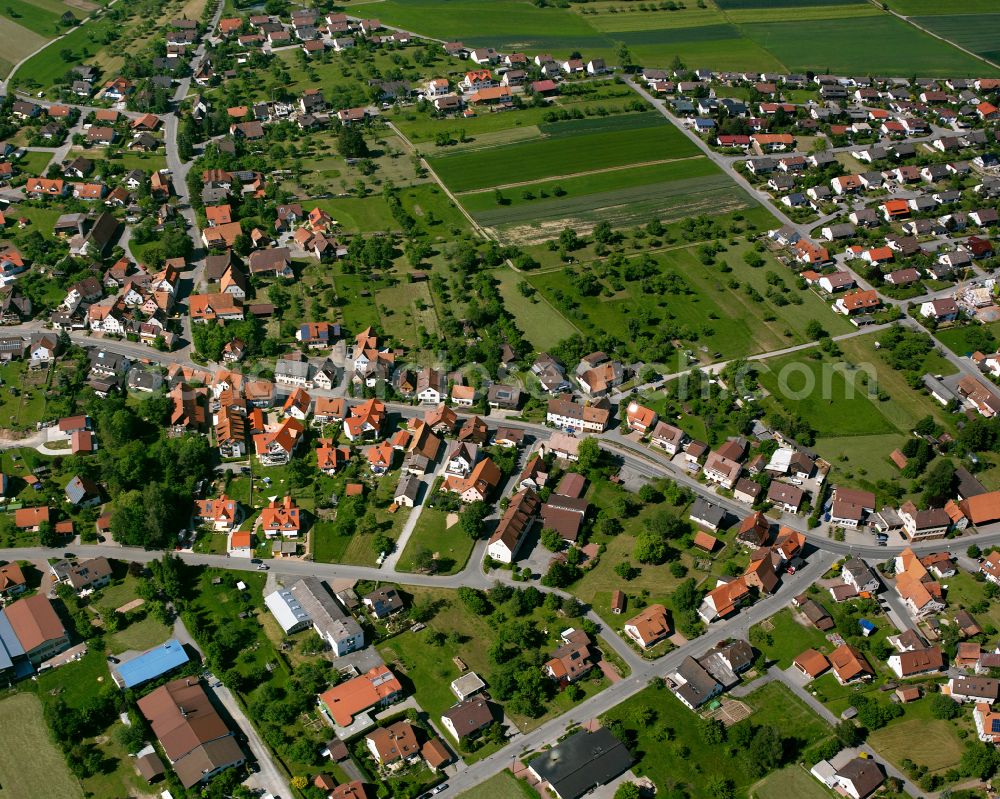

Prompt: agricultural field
[429,113,696,194]
[350,0,614,54]
[526,241,851,361]
[912,14,1000,66]
[355,0,993,74]
[0,694,82,799]
[741,15,993,76]
[427,112,760,245]
[885,0,998,14]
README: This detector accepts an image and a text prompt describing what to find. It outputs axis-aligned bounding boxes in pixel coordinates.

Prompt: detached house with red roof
[253,416,304,465]
[625,402,658,435]
[623,604,670,649]
[260,496,302,538]
[194,495,240,532]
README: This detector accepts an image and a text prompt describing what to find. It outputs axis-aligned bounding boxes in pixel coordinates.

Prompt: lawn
[395,508,475,575]
[312,518,352,563]
[457,770,540,799]
[750,608,832,669]
[109,614,172,651]
[868,716,964,777]
[934,321,1000,357]
[747,681,835,752]
[752,764,836,799]
[494,266,579,350]
[0,694,82,799]
[35,647,114,709]
[16,150,55,175]
[741,15,995,76]
[601,680,832,797]
[428,113,694,193]
[758,348,912,439]
[528,241,850,361]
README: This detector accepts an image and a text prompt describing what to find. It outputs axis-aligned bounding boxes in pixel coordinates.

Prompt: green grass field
[752,764,836,799]
[0,694,82,799]
[751,608,832,669]
[715,0,866,7]
[457,771,540,799]
[429,114,694,193]
[867,718,964,776]
[351,0,613,52]
[0,0,69,37]
[934,322,1000,356]
[395,508,475,575]
[494,267,579,349]
[742,15,995,75]
[0,16,48,75]
[886,0,998,14]
[12,13,118,86]
[911,14,1000,63]
[758,355,895,437]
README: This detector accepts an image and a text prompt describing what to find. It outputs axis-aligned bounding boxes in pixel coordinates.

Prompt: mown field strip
[455,155,707,196]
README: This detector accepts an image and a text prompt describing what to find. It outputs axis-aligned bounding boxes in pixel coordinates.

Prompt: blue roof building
[112,639,189,689]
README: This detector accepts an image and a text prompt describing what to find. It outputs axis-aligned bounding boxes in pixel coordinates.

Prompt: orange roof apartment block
[319,665,403,727]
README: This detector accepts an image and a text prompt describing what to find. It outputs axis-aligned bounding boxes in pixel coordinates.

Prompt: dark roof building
[527,728,632,799]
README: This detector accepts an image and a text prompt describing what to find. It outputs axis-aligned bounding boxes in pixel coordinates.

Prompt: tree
[540,528,562,552]
[805,319,828,339]
[930,693,960,720]
[922,458,955,506]
[960,741,1000,780]
[834,720,861,747]
[337,124,369,159]
[412,548,435,573]
[371,534,392,556]
[634,531,668,564]
[699,717,725,744]
[576,437,601,473]
[743,725,783,777]
[38,521,57,547]
[593,220,614,244]
[460,501,490,538]
[614,784,641,799]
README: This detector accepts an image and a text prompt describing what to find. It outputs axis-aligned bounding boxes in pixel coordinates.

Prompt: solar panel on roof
[991,718,1000,734]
